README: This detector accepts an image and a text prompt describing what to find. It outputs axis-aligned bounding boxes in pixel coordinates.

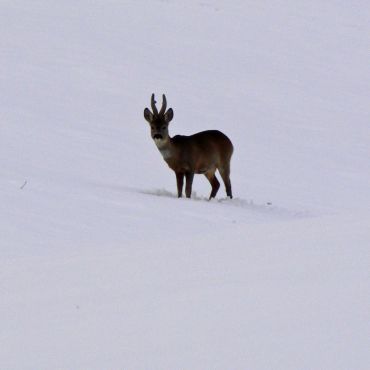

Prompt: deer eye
[162,126,166,130]
[151,125,155,129]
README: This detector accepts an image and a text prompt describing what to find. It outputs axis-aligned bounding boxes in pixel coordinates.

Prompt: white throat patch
[153,138,172,160]
[159,148,172,160]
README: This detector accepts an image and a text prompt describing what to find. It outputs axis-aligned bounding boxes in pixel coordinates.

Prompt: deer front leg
[176,172,184,198]
[185,172,194,198]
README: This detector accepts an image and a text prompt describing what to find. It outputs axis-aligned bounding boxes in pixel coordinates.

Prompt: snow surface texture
[1,1,369,369]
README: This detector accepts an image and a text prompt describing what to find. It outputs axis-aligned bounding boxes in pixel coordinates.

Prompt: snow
[1,1,369,369]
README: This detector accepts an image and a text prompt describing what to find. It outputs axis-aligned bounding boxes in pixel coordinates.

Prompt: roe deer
[143,94,233,199]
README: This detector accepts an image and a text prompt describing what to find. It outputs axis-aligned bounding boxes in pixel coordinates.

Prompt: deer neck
[154,136,173,160]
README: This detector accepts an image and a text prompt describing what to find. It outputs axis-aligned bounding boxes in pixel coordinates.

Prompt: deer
[143,94,234,200]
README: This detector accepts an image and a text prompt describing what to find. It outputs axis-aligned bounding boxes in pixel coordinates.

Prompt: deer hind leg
[219,163,232,199]
[176,172,184,198]
[205,169,220,200]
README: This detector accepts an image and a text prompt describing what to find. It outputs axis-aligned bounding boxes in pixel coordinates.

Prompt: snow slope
[1,1,369,369]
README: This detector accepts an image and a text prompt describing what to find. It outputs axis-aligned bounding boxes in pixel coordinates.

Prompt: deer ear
[144,108,153,123]
[164,108,173,123]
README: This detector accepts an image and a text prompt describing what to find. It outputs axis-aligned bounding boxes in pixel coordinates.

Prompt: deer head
[144,94,174,147]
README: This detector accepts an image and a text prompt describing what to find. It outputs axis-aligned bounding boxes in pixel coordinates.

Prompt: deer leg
[205,170,220,200]
[219,164,233,199]
[185,172,194,198]
[176,172,184,198]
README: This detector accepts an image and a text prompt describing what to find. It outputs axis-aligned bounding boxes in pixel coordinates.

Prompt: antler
[150,94,167,116]
[159,94,167,115]
[151,93,159,116]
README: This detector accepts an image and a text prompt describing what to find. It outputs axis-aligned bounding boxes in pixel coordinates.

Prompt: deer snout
[153,134,163,140]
